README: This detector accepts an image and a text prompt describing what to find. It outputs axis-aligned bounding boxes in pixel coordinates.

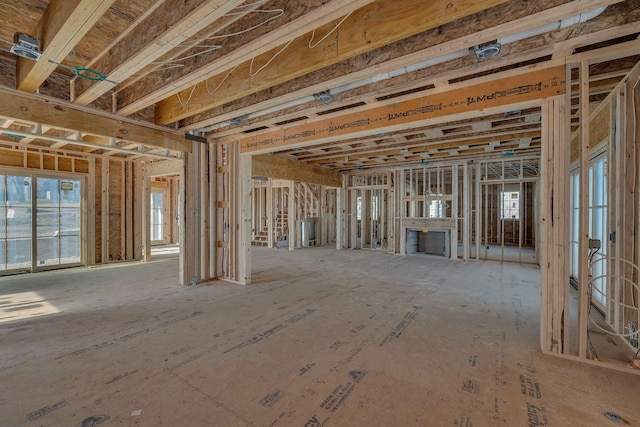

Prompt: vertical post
[387,171,394,253]
[350,189,358,249]
[200,143,209,281]
[101,157,109,263]
[86,157,96,265]
[142,163,151,263]
[179,149,195,286]
[133,161,144,259]
[120,160,126,260]
[577,61,591,358]
[288,181,295,250]
[191,140,201,284]
[451,164,458,260]
[125,161,133,260]
[539,93,570,354]
[462,163,470,261]
[238,153,252,285]
[336,185,345,249]
[519,180,523,264]
[267,178,274,248]
[475,163,481,260]
[208,144,217,278]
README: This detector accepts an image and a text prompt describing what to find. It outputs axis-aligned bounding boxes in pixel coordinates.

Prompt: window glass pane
[500,191,519,219]
[36,178,81,266]
[2,175,32,270]
[151,192,164,241]
[60,235,80,263]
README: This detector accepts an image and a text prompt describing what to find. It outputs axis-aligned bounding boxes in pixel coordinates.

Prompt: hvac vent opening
[316,102,366,116]
[376,84,435,102]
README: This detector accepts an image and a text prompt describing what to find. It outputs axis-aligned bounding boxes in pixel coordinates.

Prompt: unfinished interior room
[1,0,640,425]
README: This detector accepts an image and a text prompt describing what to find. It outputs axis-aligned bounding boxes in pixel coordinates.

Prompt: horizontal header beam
[0,86,188,152]
[252,154,342,187]
[238,66,565,154]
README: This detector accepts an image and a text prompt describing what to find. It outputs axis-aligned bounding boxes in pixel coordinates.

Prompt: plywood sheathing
[2,248,640,426]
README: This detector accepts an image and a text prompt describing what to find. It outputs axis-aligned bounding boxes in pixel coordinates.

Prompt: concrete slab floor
[1,246,639,426]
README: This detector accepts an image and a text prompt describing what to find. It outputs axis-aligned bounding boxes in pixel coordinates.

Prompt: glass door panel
[36,177,81,267]
[2,175,32,270]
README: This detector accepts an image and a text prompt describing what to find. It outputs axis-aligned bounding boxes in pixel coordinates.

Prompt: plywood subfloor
[1,247,639,426]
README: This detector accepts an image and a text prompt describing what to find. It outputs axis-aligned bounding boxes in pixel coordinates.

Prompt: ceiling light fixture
[472,43,501,60]
[313,91,334,104]
[228,115,248,127]
[10,33,41,61]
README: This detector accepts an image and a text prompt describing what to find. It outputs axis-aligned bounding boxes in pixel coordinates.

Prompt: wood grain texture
[154,0,509,124]
[238,66,565,154]
[0,86,187,151]
[17,0,116,92]
[72,0,244,105]
[252,154,342,188]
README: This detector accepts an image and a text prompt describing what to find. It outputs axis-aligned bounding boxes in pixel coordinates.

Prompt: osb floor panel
[1,247,639,427]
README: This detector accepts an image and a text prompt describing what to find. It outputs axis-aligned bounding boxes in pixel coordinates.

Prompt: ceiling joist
[115,0,378,116]
[16,0,116,93]
[72,0,246,106]
[154,0,510,125]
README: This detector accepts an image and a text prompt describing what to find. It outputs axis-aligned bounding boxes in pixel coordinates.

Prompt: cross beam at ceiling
[0,86,188,152]
[153,0,510,125]
[236,66,565,154]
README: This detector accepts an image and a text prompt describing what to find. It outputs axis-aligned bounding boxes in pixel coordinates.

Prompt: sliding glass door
[0,172,82,273]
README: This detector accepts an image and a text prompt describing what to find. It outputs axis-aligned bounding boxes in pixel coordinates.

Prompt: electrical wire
[176,84,197,108]
[308,11,353,49]
[47,59,117,84]
[205,64,239,95]
[179,8,284,48]
[586,246,600,359]
[248,38,293,77]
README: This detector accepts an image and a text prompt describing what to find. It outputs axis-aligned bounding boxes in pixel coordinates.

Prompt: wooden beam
[72,0,245,105]
[238,66,565,154]
[577,60,591,359]
[16,0,115,92]
[116,0,376,116]
[147,159,183,177]
[0,86,188,152]
[181,0,626,132]
[154,0,509,125]
[252,154,342,188]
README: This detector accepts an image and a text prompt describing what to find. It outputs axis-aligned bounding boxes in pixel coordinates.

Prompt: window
[500,191,520,219]
[570,172,579,278]
[371,196,379,221]
[590,157,607,305]
[356,196,362,221]
[569,155,608,306]
[151,192,164,242]
[428,199,444,218]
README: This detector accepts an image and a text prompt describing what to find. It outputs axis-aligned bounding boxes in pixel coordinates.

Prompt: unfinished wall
[95,157,143,263]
